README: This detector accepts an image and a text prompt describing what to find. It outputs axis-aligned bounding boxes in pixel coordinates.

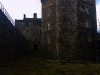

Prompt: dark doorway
[34,44,38,51]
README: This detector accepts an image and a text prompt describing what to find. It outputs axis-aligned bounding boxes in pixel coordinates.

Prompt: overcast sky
[0,0,100,25]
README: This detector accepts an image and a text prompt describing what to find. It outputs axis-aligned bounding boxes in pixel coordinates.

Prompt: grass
[0,56,100,75]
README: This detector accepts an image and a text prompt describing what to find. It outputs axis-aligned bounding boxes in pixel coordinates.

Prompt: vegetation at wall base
[0,56,100,75]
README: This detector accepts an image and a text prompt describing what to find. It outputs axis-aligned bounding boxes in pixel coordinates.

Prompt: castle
[0,0,98,65]
[15,13,42,56]
[41,0,97,61]
[15,0,97,61]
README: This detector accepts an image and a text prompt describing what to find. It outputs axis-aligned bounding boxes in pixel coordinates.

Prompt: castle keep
[0,0,98,65]
[41,0,97,61]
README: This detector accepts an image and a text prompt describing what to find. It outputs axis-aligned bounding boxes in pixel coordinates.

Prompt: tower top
[41,0,47,3]
[33,13,37,19]
[41,0,44,3]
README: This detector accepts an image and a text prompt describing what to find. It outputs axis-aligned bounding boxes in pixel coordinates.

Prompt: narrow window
[34,44,38,51]
[48,9,51,16]
[88,36,91,42]
[40,29,41,33]
[86,20,90,27]
[26,29,29,33]
[85,7,88,13]
[85,5,90,13]
[47,23,50,30]
[48,37,50,43]
[42,29,43,32]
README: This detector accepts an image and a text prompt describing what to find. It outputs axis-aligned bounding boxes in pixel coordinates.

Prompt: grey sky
[0,0,100,25]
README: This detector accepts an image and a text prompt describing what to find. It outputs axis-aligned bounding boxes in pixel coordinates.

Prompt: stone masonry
[14,0,97,61]
[15,13,41,56]
[0,5,27,65]
[0,0,98,65]
[41,0,97,61]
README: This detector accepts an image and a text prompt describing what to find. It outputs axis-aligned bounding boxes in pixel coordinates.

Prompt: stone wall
[75,0,97,61]
[15,14,41,56]
[57,0,76,61]
[41,0,57,59]
[0,9,27,65]
[41,0,97,61]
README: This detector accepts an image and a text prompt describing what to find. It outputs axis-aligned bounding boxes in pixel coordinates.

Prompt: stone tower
[41,0,97,61]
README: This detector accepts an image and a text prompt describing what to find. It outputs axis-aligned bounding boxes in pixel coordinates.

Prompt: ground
[0,56,100,75]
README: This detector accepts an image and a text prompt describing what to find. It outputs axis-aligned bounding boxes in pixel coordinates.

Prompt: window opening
[85,5,90,13]
[48,37,50,43]
[88,36,91,42]
[86,20,90,27]
[48,9,51,16]
[40,29,41,33]
[26,29,29,33]
[34,44,38,51]
[47,23,50,30]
